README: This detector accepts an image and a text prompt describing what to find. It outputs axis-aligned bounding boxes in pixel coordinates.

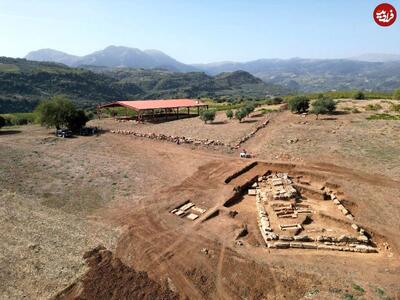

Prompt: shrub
[0,116,5,129]
[390,103,400,112]
[351,108,360,113]
[243,102,256,116]
[353,91,366,100]
[225,109,233,119]
[272,97,283,104]
[200,109,216,124]
[265,97,283,105]
[393,89,400,100]
[311,97,336,119]
[235,109,246,122]
[288,96,310,113]
[87,111,95,120]
[365,103,383,111]
[367,113,400,120]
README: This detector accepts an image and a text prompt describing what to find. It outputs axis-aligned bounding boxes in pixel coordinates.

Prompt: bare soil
[1,101,399,300]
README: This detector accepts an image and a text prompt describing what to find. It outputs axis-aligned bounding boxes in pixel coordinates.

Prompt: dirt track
[1,103,400,299]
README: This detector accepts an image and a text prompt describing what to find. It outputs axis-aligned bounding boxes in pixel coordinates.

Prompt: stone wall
[110,119,270,150]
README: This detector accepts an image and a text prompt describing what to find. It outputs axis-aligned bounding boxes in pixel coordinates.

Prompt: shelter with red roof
[97,99,208,121]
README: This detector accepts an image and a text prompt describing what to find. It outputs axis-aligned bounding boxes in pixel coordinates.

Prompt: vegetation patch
[365,103,383,111]
[352,283,365,294]
[367,113,400,120]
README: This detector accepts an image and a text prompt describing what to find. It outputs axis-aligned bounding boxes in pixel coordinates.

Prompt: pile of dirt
[53,246,178,300]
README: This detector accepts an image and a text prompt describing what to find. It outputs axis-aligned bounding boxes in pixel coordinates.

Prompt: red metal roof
[99,99,207,111]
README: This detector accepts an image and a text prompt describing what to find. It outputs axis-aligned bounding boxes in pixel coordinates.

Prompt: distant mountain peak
[24,46,196,72]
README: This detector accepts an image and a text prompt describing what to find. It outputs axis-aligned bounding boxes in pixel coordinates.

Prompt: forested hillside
[0,57,287,113]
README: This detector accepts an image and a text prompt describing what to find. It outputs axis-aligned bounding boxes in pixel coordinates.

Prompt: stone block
[279,235,293,241]
[275,242,290,249]
[248,189,257,196]
[357,235,369,243]
[302,243,318,249]
[341,208,349,215]
[186,213,199,221]
[290,242,303,248]
[294,235,311,242]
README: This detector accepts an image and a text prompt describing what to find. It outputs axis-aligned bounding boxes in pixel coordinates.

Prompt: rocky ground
[1,99,399,299]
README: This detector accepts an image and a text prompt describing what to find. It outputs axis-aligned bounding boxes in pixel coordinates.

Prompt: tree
[0,116,5,129]
[35,95,87,131]
[288,96,310,113]
[225,109,233,119]
[311,97,336,119]
[200,110,216,124]
[235,109,246,122]
[353,91,365,100]
[67,110,89,132]
[243,102,256,116]
[393,88,400,100]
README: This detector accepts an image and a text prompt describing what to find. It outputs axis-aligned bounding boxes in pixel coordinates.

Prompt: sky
[0,0,400,63]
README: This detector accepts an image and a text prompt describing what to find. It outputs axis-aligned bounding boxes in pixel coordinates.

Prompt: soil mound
[53,246,178,300]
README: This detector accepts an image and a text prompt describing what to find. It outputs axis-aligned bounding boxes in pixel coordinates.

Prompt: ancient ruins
[170,201,208,221]
[250,172,377,253]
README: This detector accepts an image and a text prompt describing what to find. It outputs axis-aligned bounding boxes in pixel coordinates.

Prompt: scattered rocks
[235,240,243,246]
[287,138,299,144]
[228,210,238,218]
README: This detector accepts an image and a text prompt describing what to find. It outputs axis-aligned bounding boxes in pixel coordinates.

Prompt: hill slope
[0,57,287,113]
[89,68,288,99]
[0,57,143,113]
[194,58,400,92]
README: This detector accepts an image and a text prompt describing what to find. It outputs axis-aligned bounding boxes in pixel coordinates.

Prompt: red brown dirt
[1,103,400,300]
[53,245,178,300]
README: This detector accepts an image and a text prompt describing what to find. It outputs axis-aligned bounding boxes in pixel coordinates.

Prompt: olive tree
[288,96,310,113]
[311,97,336,119]
[235,109,246,122]
[35,95,88,130]
[225,109,233,119]
[200,109,216,124]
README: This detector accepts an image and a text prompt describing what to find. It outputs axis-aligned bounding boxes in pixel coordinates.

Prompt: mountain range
[25,46,400,92]
[26,46,196,72]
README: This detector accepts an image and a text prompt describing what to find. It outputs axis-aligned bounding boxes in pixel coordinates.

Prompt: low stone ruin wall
[110,118,270,150]
[233,119,269,147]
[110,130,226,147]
